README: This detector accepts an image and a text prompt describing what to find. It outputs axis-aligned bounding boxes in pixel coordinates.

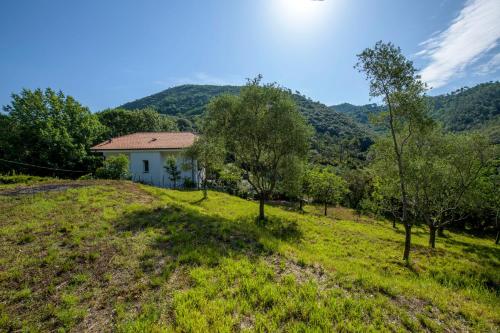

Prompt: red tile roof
[91,132,197,151]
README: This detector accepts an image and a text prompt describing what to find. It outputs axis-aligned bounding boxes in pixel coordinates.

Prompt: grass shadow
[114,203,303,273]
[442,237,500,263]
[190,197,207,205]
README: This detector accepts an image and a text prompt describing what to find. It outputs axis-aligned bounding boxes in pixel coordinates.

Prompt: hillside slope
[1,180,498,331]
[330,81,500,137]
[121,85,241,117]
[121,85,373,165]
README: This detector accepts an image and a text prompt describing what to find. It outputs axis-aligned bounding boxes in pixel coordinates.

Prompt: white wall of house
[102,150,199,188]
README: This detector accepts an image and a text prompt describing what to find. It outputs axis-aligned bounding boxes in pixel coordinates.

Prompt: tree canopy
[0,88,105,175]
[203,76,313,222]
[96,107,177,139]
[308,167,349,216]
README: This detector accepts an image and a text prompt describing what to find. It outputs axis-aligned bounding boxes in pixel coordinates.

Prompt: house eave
[91,148,187,153]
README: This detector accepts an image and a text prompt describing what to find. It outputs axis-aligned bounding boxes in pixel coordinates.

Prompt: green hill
[121,85,374,166]
[121,85,241,117]
[330,81,500,138]
[1,180,498,331]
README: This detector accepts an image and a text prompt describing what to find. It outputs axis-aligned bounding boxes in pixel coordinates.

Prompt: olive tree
[308,167,349,216]
[407,131,493,248]
[356,41,431,261]
[204,76,312,222]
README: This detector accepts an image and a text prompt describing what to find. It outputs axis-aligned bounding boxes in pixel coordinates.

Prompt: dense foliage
[94,154,130,180]
[96,107,177,139]
[0,88,105,176]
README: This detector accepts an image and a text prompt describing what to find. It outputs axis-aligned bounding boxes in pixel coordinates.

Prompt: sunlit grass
[0,181,498,332]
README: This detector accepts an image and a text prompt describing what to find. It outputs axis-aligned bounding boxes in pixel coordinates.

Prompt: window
[143,160,149,173]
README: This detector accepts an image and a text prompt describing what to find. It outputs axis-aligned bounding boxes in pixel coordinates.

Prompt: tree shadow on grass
[441,237,500,263]
[393,227,428,237]
[114,203,303,272]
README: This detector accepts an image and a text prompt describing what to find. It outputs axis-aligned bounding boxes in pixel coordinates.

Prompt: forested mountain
[330,81,500,136]
[428,82,500,132]
[121,85,374,166]
[121,85,241,117]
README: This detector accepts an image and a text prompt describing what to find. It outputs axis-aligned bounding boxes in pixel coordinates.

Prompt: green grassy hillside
[0,181,498,332]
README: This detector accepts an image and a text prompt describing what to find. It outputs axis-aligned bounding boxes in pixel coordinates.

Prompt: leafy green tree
[1,88,105,175]
[218,163,244,195]
[276,159,309,210]
[97,107,177,139]
[164,156,181,188]
[95,154,130,180]
[185,136,225,198]
[342,168,374,216]
[204,76,312,222]
[308,167,349,216]
[407,131,494,248]
[480,160,500,244]
[356,41,431,261]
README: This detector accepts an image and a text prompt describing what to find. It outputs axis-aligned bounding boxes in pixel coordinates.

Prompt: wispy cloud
[474,52,500,75]
[417,0,500,88]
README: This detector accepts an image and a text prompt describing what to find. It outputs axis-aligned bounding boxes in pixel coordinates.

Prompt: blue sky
[1,0,499,111]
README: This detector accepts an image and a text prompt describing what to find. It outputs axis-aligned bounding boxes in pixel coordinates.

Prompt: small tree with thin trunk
[308,167,349,216]
[164,156,181,188]
[356,41,430,262]
[204,76,312,223]
[185,136,225,198]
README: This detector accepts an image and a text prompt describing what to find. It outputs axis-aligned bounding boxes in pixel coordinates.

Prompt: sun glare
[266,0,333,40]
[272,0,327,29]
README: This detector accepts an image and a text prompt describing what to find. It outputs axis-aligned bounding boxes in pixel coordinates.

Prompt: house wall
[103,150,199,188]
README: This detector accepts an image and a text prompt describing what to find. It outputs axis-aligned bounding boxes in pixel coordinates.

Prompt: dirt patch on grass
[0,181,91,196]
[266,255,329,287]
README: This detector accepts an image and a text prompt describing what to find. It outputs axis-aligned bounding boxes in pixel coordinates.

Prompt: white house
[91,132,200,188]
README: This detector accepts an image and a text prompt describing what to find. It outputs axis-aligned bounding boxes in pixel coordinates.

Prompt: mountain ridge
[329,81,500,135]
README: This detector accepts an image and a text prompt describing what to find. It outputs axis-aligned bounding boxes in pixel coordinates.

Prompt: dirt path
[0,182,92,196]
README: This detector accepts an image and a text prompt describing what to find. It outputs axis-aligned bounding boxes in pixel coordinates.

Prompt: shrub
[182,177,196,189]
[95,155,130,180]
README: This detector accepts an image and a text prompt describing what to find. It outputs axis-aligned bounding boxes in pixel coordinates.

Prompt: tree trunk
[403,223,411,262]
[429,225,437,248]
[392,218,396,228]
[299,199,303,211]
[259,195,266,223]
[437,226,444,237]
[324,202,328,216]
[495,211,499,245]
[203,180,208,199]
[387,99,411,262]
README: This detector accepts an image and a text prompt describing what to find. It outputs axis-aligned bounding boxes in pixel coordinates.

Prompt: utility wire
[0,158,88,173]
